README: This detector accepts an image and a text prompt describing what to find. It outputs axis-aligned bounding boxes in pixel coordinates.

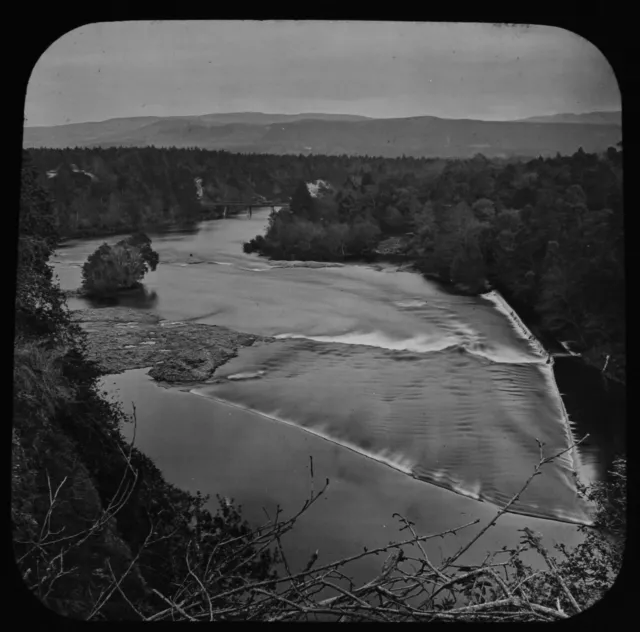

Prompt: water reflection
[53,210,624,524]
[554,357,625,485]
[196,338,591,524]
[83,286,159,310]
[149,225,201,239]
[105,368,584,587]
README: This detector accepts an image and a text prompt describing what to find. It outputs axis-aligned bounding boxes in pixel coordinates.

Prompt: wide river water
[52,208,625,582]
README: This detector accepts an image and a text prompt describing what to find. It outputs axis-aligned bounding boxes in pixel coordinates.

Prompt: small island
[80,232,160,299]
[67,232,273,383]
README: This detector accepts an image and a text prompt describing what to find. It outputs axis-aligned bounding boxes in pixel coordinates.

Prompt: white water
[56,209,592,526]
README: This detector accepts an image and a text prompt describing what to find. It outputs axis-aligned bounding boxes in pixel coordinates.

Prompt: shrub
[81,234,159,297]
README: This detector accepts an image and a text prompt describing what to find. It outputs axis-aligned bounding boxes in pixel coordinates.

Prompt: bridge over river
[202,200,290,218]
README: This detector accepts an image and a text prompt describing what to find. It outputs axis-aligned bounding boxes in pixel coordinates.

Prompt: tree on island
[81,232,159,297]
[290,180,316,219]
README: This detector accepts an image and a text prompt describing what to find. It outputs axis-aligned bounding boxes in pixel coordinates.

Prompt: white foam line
[463,346,543,365]
[484,502,592,527]
[187,390,590,525]
[267,260,345,269]
[274,331,452,354]
[450,480,482,501]
[559,341,581,357]
[394,299,429,308]
[189,390,416,477]
[481,291,586,495]
[227,370,266,381]
[481,290,547,357]
[274,332,543,364]
[539,361,587,491]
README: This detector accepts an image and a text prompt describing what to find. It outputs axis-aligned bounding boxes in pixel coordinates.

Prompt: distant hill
[23,111,622,158]
[516,111,621,126]
[189,112,372,126]
[23,112,371,148]
[24,117,163,148]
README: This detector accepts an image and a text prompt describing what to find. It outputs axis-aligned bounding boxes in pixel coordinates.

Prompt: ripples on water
[196,336,588,524]
[108,368,584,585]
[56,211,592,526]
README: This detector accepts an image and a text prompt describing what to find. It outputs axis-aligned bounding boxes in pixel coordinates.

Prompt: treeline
[242,163,446,260]
[13,152,278,619]
[26,146,459,238]
[245,147,624,382]
[24,145,624,381]
[408,147,624,381]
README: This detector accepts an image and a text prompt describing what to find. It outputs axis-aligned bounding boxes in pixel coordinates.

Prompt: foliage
[126,232,160,271]
[546,457,626,610]
[80,233,159,297]
[240,146,624,381]
[15,436,624,621]
[22,142,625,369]
[132,443,625,622]
[14,154,279,619]
[290,179,317,219]
[16,152,73,343]
[26,148,450,239]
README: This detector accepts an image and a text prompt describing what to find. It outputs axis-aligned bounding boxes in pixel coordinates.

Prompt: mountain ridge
[23,110,622,158]
[515,111,621,125]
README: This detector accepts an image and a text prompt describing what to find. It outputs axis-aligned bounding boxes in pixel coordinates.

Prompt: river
[51,208,625,582]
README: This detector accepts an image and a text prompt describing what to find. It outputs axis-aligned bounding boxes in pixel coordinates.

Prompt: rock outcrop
[72,307,272,383]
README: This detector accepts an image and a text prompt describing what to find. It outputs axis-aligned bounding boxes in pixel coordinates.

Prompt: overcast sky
[25,21,620,127]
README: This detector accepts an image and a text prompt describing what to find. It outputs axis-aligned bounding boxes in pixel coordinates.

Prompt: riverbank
[368,237,625,386]
[58,207,249,242]
[59,220,197,242]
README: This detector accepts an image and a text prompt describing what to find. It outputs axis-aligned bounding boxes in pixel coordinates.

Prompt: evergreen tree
[290,180,316,219]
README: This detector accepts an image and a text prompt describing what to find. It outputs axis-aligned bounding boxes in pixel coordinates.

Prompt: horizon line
[24,108,622,129]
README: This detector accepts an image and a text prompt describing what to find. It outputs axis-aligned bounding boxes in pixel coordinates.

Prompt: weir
[274,331,545,364]
[189,388,592,526]
[481,290,586,492]
[59,213,598,532]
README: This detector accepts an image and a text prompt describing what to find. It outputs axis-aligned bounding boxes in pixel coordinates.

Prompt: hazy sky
[25,21,620,127]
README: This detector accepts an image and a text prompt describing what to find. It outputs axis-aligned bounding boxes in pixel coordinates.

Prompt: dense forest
[244,146,625,383]
[24,145,625,383]
[26,147,459,238]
